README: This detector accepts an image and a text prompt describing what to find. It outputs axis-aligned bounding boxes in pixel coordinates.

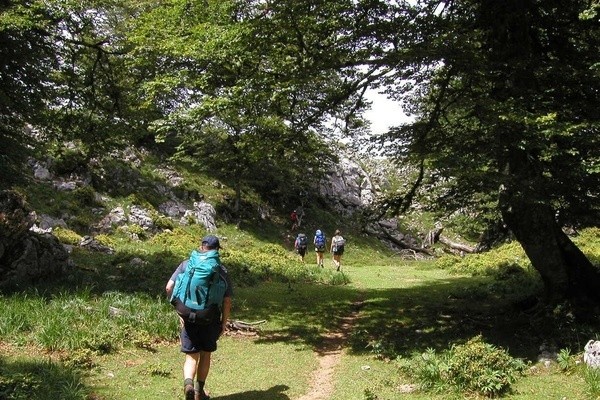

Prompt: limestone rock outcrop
[0,190,70,288]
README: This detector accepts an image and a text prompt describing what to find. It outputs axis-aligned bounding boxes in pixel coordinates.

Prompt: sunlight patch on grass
[87,338,316,400]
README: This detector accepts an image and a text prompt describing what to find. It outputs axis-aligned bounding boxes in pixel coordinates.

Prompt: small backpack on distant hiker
[296,233,308,250]
[315,230,326,250]
[332,236,345,253]
[170,249,228,325]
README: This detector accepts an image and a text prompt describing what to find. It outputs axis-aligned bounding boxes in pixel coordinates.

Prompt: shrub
[436,227,599,279]
[94,234,115,248]
[412,335,526,397]
[151,212,175,230]
[435,242,530,276]
[126,193,155,210]
[119,224,147,240]
[447,336,526,396]
[53,227,82,245]
[53,147,87,175]
[72,186,101,207]
[60,349,96,370]
[0,371,41,400]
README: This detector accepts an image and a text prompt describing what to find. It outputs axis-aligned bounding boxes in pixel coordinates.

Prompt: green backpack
[170,249,227,324]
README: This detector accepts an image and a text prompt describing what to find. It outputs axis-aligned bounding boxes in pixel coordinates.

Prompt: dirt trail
[296,300,364,400]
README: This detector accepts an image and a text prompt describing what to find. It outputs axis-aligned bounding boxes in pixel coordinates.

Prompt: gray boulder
[319,157,375,215]
[0,190,70,288]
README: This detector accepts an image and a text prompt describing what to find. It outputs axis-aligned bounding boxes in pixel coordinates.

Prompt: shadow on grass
[239,277,599,363]
[0,356,87,400]
[212,384,290,400]
[3,239,598,368]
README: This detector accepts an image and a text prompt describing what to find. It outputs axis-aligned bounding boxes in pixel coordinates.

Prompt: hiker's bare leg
[184,352,199,380]
[197,351,211,382]
[183,352,199,398]
[333,254,341,269]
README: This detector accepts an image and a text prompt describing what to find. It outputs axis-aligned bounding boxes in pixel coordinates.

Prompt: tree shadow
[0,356,88,400]
[211,384,290,400]
[240,276,598,363]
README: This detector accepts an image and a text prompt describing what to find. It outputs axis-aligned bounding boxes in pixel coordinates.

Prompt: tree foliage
[0,1,58,186]
[118,0,372,207]
[2,0,599,300]
[373,0,600,301]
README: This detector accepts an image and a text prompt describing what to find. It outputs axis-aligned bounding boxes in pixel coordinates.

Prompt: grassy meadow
[1,223,600,399]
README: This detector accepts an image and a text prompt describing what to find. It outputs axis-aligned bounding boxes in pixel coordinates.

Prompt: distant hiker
[294,233,308,262]
[331,229,345,271]
[313,229,326,267]
[166,235,233,400]
[290,209,299,230]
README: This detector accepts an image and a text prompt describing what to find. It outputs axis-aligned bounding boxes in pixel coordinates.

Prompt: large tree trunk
[499,185,600,304]
[482,0,600,304]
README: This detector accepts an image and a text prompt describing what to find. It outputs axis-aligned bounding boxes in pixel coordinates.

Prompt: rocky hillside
[0,143,476,288]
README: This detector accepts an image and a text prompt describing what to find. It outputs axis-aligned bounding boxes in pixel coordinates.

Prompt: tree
[0,1,59,187]
[0,0,150,186]
[121,0,375,213]
[376,0,600,303]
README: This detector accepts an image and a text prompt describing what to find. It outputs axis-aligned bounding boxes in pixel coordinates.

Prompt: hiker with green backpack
[165,235,233,400]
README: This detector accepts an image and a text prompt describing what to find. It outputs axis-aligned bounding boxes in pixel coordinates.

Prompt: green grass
[6,129,598,399]
[84,337,316,400]
[1,189,600,400]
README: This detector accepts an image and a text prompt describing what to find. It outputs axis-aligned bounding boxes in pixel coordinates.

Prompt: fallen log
[438,235,476,254]
[226,319,266,336]
[365,224,434,257]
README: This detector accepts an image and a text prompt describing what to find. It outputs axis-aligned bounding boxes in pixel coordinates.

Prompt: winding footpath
[296,300,364,400]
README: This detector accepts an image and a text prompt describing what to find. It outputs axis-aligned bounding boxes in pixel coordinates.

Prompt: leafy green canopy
[375,0,600,229]
[120,0,380,204]
[0,2,57,186]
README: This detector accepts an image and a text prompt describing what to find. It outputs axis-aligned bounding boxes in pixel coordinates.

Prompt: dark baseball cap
[201,235,220,249]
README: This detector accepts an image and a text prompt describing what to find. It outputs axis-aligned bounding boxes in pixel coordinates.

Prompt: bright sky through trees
[364,89,412,134]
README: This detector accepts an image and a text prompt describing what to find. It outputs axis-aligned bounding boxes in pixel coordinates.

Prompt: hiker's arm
[165,260,187,297]
[165,279,175,298]
[221,296,232,334]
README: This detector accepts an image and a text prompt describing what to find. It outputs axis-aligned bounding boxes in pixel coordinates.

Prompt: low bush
[437,227,599,278]
[223,245,350,287]
[0,358,88,400]
[52,147,87,175]
[53,227,82,245]
[434,242,530,276]
[410,335,527,397]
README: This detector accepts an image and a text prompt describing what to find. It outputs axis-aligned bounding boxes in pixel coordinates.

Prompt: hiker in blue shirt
[166,235,233,400]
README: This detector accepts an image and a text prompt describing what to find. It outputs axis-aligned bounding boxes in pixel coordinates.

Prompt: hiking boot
[184,384,195,400]
[195,390,210,400]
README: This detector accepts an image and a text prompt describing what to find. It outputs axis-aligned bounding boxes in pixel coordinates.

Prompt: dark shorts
[297,247,307,256]
[180,321,222,353]
[315,246,325,253]
[333,247,344,256]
